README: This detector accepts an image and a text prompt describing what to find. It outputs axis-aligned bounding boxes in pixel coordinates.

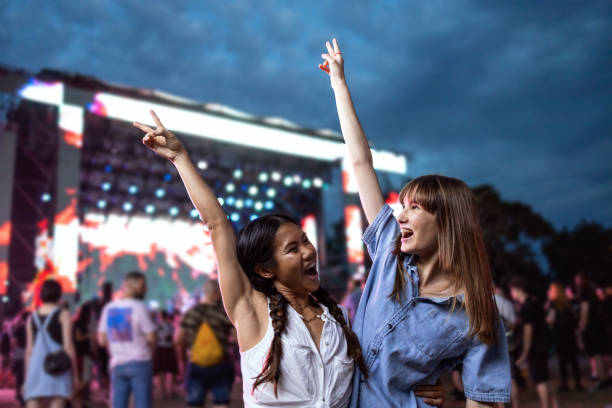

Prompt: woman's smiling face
[396,196,439,257]
[269,223,320,295]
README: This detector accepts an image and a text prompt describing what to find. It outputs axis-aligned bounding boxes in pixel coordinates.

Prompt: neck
[275,285,311,312]
[416,251,455,294]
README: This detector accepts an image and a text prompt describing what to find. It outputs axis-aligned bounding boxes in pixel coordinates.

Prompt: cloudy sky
[2,0,610,229]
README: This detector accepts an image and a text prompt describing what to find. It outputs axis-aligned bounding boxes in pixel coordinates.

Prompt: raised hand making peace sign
[133,110,186,162]
[319,38,345,88]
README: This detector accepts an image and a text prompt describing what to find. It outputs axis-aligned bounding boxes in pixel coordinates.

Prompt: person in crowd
[24,279,77,408]
[175,280,234,407]
[93,281,113,397]
[509,278,558,408]
[153,310,178,399]
[495,284,519,408]
[97,271,156,408]
[11,310,30,405]
[320,38,511,407]
[0,320,12,387]
[340,272,366,324]
[574,272,609,390]
[133,110,445,407]
[545,282,582,392]
[72,301,96,408]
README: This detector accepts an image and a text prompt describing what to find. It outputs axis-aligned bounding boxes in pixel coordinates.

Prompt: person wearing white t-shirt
[98,271,156,408]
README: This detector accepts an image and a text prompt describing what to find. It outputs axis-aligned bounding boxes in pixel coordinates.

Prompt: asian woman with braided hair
[134,111,445,407]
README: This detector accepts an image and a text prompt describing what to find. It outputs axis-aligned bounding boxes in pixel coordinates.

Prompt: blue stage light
[97,200,107,209]
[190,209,200,218]
[41,193,51,202]
[155,188,165,198]
[128,185,138,194]
[101,182,112,191]
[145,204,155,214]
[245,199,254,208]
[164,173,172,181]
[104,165,112,173]
[169,207,179,216]
[250,214,259,221]
[123,202,133,212]
[264,200,274,210]
[230,213,240,222]
[302,179,312,189]
[226,196,235,206]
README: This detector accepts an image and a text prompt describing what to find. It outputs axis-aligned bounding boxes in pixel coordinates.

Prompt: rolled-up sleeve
[362,204,399,259]
[462,319,511,403]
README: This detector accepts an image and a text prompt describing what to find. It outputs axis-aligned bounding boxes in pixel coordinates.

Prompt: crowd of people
[0,38,610,408]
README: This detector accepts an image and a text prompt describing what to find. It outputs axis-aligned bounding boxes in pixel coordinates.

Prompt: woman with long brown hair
[320,38,511,407]
[133,111,444,407]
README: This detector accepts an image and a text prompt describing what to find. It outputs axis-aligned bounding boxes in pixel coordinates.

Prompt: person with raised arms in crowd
[320,38,511,407]
[133,110,445,407]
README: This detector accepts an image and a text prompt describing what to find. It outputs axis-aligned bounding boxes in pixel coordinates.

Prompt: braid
[251,285,288,396]
[313,287,369,380]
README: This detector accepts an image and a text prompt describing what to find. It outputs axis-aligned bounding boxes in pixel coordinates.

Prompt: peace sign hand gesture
[133,110,186,162]
[319,38,345,89]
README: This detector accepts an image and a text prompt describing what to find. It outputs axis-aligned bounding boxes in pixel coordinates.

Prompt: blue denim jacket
[350,205,511,407]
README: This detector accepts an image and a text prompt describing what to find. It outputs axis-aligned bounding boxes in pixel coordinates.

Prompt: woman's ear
[255,265,275,280]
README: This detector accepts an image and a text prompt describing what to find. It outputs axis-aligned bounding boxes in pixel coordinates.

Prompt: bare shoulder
[235,289,270,352]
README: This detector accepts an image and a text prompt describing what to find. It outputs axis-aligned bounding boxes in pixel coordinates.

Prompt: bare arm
[578,301,589,331]
[516,323,533,366]
[24,316,32,379]
[59,309,79,383]
[97,331,108,349]
[133,111,255,324]
[466,399,499,408]
[145,331,157,352]
[321,39,385,224]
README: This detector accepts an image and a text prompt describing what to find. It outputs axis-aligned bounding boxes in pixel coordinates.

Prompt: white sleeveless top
[240,302,354,408]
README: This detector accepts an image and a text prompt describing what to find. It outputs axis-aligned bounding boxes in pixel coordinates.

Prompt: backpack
[190,322,224,367]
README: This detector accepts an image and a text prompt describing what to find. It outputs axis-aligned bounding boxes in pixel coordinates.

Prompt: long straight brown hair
[390,175,499,345]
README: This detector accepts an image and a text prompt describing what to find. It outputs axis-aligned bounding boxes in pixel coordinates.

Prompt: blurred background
[0,1,610,407]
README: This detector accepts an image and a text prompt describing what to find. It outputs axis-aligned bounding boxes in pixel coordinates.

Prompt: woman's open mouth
[401,228,414,242]
[304,265,319,279]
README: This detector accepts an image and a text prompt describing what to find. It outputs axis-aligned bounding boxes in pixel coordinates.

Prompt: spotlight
[41,193,51,202]
[169,207,179,217]
[313,178,323,188]
[104,165,112,173]
[248,185,258,196]
[235,199,244,209]
[145,204,155,214]
[245,198,254,208]
[233,169,243,179]
[271,171,281,182]
[293,174,302,183]
[230,213,240,222]
[264,200,274,210]
[217,197,225,206]
[190,209,200,218]
[283,176,293,187]
[164,173,172,182]
[97,200,107,209]
[155,188,165,198]
[226,183,235,193]
[128,185,139,194]
[123,202,133,212]
[266,188,276,198]
[302,179,312,189]
[250,214,258,221]
[1,296,8,303]
[254,201,263,211]
[258,172,269,182]
[197,160,208,170]
[101,182,112,191]
[226,196,235,206]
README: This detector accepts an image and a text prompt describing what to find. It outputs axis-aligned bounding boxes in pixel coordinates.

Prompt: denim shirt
[350,205,511,408]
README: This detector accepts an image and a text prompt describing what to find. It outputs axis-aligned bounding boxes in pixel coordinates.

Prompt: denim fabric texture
[186,360,234,406]
[350,205,511,408]
[111,360,153,408]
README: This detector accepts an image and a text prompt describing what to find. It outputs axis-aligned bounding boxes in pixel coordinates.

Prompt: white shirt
[97,298,156,368]
[241,303,354,408]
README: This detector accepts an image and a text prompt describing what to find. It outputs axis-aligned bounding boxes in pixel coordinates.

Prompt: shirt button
[387,323,393,330]
[325,341,329,346]
[371,349,378,355]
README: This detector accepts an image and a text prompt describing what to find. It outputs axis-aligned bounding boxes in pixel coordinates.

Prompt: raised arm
[321,38,385,224]
[133,111,254,323]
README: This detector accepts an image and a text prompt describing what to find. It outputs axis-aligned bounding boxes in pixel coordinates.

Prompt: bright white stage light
[266,188,276,198]
[313,178,323,188]
[258,172,268,182]
[123,202,133,212]
[97,200,107,209]
[283,176,293,187]
[169,207,179,217]
[226,183,235,193]
[248,185,258,196]
[254,201,263,211]
[230,213,240,222]
[145,204,155,214]
[271,172,281,182]
[197,160,208,170]
[155,188,165,198]
[233,169,243,179]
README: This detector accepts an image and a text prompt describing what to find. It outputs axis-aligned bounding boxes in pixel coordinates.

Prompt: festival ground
[0,373,610,408]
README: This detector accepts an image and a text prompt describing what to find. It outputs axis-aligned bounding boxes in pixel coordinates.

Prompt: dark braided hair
[236,214,368,397]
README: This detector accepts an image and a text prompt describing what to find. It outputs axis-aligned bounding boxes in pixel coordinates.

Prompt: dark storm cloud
[2,0,610,228]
